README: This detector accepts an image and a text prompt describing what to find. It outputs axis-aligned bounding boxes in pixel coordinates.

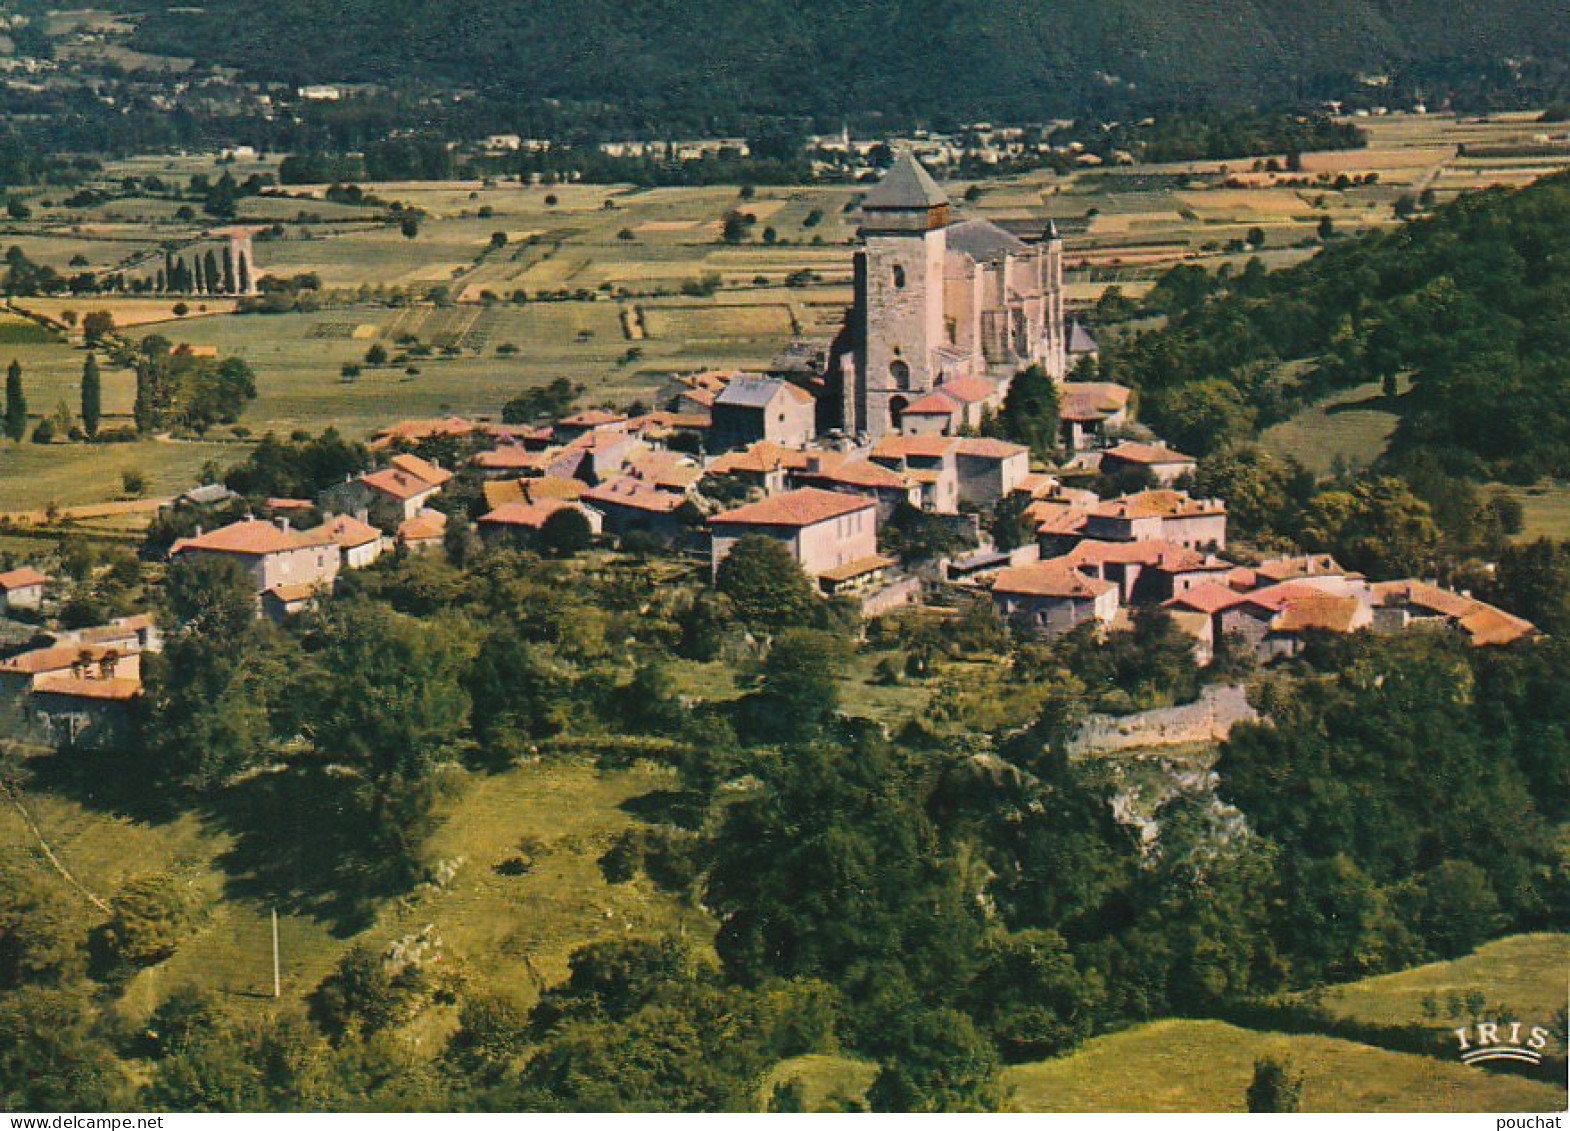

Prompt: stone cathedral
[826,152,1067,439]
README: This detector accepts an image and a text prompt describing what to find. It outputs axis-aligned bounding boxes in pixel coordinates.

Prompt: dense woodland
[119,0,1570,127]
[3,517,1566,1110]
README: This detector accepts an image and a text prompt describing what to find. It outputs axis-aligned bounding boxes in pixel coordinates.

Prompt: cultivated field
[0,111,1567,517]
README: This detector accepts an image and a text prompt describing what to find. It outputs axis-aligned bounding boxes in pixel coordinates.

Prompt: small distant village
[0,153,1538,752]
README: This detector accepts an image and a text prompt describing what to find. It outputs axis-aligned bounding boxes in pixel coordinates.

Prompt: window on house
[892,265,906,289]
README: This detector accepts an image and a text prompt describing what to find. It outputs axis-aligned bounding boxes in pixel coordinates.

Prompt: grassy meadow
[1003,1018,1564,1113]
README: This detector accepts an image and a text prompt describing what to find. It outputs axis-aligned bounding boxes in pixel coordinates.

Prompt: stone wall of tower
[859,227,947,437]
[1043,235,1066,379]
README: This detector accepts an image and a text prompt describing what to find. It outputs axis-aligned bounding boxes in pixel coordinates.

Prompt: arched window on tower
[892,264,906,289]
[889,359,911,390]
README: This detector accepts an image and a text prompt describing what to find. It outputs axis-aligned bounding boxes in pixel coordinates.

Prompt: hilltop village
[0,153,1536,751]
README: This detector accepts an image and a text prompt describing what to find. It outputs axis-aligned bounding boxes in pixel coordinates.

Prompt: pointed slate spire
[859,152,951,234]
[862,151,950,211]
[1044,218,1061,241]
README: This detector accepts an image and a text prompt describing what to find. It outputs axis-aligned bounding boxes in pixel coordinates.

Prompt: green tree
[4,357,25,441]
[539,506,593,556]
[102,872,202,967]
[867,1008,1003,1113]
[311,944,412,1037]
[1149,378,1255,457]
[80,353,101,438]
[82,310,115,346]
[715,535,816,631]
[991,363,1059,459]
[305,603,470,866]
[1300,477,1441,578]
[1404,859,1502,959]
[0,862,88,989]
[965,929,1103,1061]
[749,628,850,740]
[1246,1055,1303,1112]
[0,987,133,1111]
[448,992,530,1081]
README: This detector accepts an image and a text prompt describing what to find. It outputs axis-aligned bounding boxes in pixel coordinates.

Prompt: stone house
[323,513,385,570]
[710,376,817,452]
[582,477,690,543]
[27,677,141,750]
[170,518,341,596]
[321,453,452,528]
[869,434,960,513]
[1060,540,1235,605]
[478,500,603,546]
[0,568,50,613]
[990,562,1119,636]
[1370,580,1536,647]
[709,488,878,580]
[1099,441,1196,487]
[792,454,919,521]
[1082,490,1227,551]
[1058,381,1132,452]
[899,375,1000,436]
[953,437,1030,508]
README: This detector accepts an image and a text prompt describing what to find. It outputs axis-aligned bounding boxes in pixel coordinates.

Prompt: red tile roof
[479,499,574,529]
[398,510,448,543]
[1062,539,1216,571]
[710,487,875,529]
[871,435,957,461]
[171,519,333,557]
[558,409,627,429]
[472,446,556,472]
[2,643,124,676]
[933,375,997,405]
[1060,382,1132,422]
[1026,500,1090,536]
[1256,554,1350,583]
[582,477,686,514]
[1242,581,1333,612]
[902,391,960,416]
[1166,581,1248,615]
[818,554,897,583]
[954,437,1028,461]
[388,453,453,488]
[323,514,382,550]
[1091,490,1224,520]
[708,441,811,476]
[363,468,442,501]
[992,563,1117,600]
[1102,441,1195,466]
[799,456,909,491]
[1272,595,1367,634]
[0,567,50,591]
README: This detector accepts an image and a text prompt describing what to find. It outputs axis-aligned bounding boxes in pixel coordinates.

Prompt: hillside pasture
[1003,1019,1564,1113]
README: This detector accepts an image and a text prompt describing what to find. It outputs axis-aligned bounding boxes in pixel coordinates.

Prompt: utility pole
[271,906,281,999]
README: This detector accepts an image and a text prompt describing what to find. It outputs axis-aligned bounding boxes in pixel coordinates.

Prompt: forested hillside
[1099,170,1570,484]
[119,0,1570,124]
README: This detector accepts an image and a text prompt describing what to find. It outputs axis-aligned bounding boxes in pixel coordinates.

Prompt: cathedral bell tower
[853,152,950,438]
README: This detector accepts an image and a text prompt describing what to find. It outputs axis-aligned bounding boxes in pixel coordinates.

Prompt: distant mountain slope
[123,0,1570,121]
